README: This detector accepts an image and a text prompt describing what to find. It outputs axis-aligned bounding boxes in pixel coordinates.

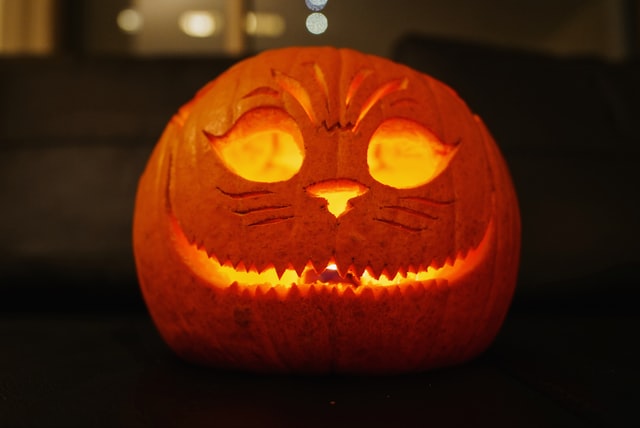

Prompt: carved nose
[305,179,369,218]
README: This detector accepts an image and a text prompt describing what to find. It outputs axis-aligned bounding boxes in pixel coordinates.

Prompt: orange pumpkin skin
[133,47,520,373]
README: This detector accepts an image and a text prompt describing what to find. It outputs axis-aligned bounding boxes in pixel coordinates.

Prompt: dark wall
[0,56,236,310]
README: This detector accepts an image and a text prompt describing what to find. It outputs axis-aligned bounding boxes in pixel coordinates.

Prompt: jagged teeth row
[205,252,466,284]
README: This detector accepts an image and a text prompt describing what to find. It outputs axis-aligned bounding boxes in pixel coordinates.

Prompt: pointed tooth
[365,260,387,280]
[254,284,266,297]
[333,253,353,278]
[307,259,319,275]
[458,246,469,260]
[361,266,373,281]
[274,262,288,279]
[380,266,394,280]
[306,283,317,296]
[360,267,374,285]
[206,251,221,264]
[432,256,446,270]
[342,286,356,298]
[346,264,359,276]
[228,254,242,268]
[366,265,381,280]
[336,262,350,278]
[279,263,299,282]
[201,243,213,257]
[417,263,429,274]
[288,252,308,278]
[348,257,368,281]
[228,282,240,294]
[294,263,306,277]
[222,254,242,267]
[302,261,322,284]
[384,262,401,280]
[309,256,326,276]
[354,264,368,279]
[234,261,247,273]
[269,261,288,277]
[257,261,273,274]
[193,237,203,249]
[258,263,280,285]
[265,286,280,300]
[442,254,453,267]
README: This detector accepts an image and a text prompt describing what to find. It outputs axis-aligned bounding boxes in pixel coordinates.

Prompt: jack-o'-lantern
[133,47,520,373]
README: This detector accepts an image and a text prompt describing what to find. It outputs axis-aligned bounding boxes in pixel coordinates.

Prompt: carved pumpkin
[133,47,520,373]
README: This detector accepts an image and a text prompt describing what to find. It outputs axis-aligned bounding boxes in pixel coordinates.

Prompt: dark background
[1,1,640,427]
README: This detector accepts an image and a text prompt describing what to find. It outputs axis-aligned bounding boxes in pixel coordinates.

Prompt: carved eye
[205,108,305,183]
[367,118,458,189]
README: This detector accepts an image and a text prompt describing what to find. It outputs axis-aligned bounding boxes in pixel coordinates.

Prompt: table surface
[1,306,638,428]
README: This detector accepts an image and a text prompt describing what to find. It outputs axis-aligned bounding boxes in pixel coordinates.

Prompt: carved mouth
[169,213,493,295]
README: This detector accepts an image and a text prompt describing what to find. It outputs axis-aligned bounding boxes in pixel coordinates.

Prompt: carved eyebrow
[345,69,372,108]
[241,86,280,99]
[271,69,318,124]
[353,78,409,132]
[312,63,329,101]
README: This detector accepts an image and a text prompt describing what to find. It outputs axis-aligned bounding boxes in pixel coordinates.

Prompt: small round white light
[117,9,143,34]
[305,0,328,12]
[179,11,216,38]
[305,12,328,35]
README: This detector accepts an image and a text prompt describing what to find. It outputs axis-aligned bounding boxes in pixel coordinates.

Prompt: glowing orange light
[170,212,493,297]
[305,179,369,218]
[206,108,305,183]
[367,118,458,189]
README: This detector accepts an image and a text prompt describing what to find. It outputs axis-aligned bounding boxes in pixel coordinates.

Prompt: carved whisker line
[399,196,455,206]
[217,187,273,200]
[248,216,294,227]
[234,205,291,215]
[373,218,425,232]
[381,205,438,220]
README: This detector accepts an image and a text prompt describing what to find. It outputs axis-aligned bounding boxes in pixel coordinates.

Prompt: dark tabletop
[2,288,639,428]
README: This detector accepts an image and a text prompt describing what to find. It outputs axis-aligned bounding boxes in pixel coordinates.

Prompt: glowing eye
[205,108,305,183]
[367,118,458,189]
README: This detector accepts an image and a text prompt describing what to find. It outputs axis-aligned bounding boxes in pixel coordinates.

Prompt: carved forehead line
[271,69,318,124]
[237,64,411,132]
[346,69,372,108]
[353,77,409,133]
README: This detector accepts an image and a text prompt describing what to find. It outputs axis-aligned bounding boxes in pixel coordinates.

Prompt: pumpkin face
[133,47,520,373]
